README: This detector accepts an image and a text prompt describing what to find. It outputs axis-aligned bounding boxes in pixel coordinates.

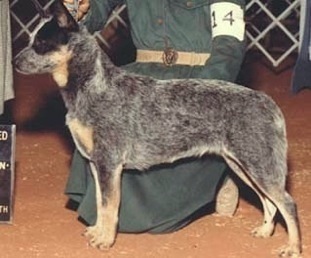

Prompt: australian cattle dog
[14,1,301,257]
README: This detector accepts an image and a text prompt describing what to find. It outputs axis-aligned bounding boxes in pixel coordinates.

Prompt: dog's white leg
[84,162,123,250]
[224,156,301,257]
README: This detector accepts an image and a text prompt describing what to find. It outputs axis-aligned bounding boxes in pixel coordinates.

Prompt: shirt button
[186,1,193,7]
[157,18,163,25]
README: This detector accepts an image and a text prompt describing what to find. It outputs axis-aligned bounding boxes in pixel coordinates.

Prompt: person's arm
[204,0,246,82]
[64,0,124,33]
[83,0,125,33]
[63,0,90,21]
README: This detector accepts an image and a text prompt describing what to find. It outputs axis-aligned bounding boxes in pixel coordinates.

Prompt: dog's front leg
[84,161,123,250]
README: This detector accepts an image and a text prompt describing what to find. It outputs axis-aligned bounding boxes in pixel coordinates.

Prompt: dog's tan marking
[51,46,72,87]
[67,118,94,155]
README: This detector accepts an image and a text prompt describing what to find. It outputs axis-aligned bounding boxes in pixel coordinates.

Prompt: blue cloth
[291,0,311,93]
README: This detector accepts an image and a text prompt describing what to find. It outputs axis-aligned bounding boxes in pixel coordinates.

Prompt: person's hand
[63,0,90,21]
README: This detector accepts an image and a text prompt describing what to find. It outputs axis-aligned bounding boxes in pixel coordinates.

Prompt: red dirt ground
[0,59,310,258]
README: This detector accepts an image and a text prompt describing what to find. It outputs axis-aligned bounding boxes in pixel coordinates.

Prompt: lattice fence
[9,0,301,67]
[246,0,300,67]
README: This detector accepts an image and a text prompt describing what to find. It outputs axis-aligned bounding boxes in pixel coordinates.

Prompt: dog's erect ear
[50,0,79,31]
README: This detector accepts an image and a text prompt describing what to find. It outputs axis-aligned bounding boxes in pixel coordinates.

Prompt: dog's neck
[65,28,117,89]
[58,27,121,113]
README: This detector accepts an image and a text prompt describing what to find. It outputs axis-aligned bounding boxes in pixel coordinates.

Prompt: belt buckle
[162,48,178,66]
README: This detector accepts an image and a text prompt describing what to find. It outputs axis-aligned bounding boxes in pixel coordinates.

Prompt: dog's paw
[278,245,302,258]
[83,225,115,250]
[251,224,274,238]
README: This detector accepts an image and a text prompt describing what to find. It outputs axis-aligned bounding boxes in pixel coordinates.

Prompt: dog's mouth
[13,48,53,75]
[13,60,35,75]
[13,59,50,76]
[13,61,29,75]
[13,50,32,74]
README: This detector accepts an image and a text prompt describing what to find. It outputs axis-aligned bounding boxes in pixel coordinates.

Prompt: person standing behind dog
[64,0,246,233]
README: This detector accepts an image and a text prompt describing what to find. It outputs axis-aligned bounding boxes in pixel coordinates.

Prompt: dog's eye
[33,37,50,54]
[33,36,60,55]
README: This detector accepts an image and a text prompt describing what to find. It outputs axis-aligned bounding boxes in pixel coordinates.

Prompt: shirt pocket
[167,0,213,51]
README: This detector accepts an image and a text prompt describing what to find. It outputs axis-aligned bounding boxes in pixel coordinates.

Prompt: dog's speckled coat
[14,1,301,257]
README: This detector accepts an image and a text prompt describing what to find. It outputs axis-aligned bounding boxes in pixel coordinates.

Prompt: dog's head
[14,0,79,77]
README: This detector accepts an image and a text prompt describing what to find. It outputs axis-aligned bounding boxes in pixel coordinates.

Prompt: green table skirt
[66,150,227,233]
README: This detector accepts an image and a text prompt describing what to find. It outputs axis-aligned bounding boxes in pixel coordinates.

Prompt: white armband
[210,2,245,41]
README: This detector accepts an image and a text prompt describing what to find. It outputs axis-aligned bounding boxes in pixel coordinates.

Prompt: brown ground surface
[0,58,310,258]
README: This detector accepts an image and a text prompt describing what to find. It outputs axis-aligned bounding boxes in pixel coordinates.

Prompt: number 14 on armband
[210,2,245,41]
[212,10,235,27]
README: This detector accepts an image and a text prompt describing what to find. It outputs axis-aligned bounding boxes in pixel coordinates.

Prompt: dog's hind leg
[254,185,301,257]
[268,191,301,257]
[223,158,277,238]
[249,186,300,257]
[84,160,123,250]
[224,157,301,257]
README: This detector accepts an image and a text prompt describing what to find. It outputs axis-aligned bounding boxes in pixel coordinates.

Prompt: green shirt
[84,0,245,81]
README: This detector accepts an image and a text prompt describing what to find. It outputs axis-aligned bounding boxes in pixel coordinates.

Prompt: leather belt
[136,49,210,66]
